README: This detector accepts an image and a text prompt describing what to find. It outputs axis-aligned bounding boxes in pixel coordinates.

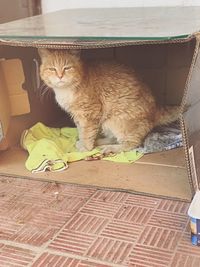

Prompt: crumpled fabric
[137,121,182,154]
[21,122,143,173]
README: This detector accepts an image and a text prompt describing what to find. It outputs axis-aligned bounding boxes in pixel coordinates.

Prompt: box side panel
[115,42,194,105]
[1,59,30,116]
[0,62,10,142]
[183,104,200,192]
[183,40,200,192]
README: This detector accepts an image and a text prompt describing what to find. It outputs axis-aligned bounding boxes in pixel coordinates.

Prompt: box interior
[0,41,196,200]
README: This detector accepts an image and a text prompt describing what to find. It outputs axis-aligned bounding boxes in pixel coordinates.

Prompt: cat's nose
[57,71,64,79]
[58,74,63,79]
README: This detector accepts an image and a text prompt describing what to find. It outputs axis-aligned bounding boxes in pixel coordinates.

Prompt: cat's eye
[63,66,72,71]
[48,67,56,71]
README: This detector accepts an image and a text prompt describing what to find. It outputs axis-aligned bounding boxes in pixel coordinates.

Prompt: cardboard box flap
[0,7,200,48]
[183,40,200,192]
[0,62,10,142]
[183,45,200,107]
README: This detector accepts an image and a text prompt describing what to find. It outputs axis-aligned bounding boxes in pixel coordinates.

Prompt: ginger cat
[38,49,180,153]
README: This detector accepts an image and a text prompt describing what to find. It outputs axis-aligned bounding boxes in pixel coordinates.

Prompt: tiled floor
[0,176,199,267]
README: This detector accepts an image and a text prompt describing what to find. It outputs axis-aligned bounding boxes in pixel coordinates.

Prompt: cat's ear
[68,49,81,59]
[38,48,51,59]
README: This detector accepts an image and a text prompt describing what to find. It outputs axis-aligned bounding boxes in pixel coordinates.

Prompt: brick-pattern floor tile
[0,216,22,240]
[125,194,161,208]
[148,210,188,231]
[0,243,36,267]
[92,190,129,203]
[32,252,80,267]
[15,190,58,208]
[80,199,121,218]
[2,201,40,223]
[129,245,173,267]
[86,237,132,265]
[170,253,200,267]
[48,195,87,212]
[138,226,182,250]
[12,225,57,246]
[157,200,189,214]
[29,208,73,229]
[0,186,25,206]
[101,219,142,242]
[33,252,115,267]
[0,176,197,267]
[65,213,109,234]
[48,229,96,255]
[59,185,96,198]
[115,205,154,224]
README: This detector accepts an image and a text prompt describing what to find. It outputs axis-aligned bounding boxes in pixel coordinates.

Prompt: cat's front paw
[76,140,94,152]
[76,140,86,152]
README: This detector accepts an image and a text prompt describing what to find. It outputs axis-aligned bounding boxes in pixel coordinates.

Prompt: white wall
[42,0,200,13]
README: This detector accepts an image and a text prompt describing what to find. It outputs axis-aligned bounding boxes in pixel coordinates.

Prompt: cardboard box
[0,7,200,201]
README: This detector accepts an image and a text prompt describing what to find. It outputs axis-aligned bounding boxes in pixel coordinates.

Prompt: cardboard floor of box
[0,146,192,201]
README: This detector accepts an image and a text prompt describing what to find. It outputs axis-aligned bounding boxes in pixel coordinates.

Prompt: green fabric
[21,122,143,173]
[103,151,143,163]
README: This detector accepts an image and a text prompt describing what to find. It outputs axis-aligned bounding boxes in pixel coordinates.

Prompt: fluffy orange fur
[39,49,180,153]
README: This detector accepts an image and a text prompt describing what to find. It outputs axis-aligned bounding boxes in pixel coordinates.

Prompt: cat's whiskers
[37,83,53,102]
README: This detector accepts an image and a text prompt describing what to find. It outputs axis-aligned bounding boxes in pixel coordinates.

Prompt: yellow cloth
[21,122,143,173]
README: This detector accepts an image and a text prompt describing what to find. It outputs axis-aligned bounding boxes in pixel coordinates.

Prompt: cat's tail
[155,105,181,126]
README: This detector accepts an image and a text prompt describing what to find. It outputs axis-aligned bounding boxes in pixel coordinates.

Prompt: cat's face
[38,49,82,89]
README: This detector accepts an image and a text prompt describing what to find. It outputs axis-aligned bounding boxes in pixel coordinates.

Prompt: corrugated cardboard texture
[0,59,30,116]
